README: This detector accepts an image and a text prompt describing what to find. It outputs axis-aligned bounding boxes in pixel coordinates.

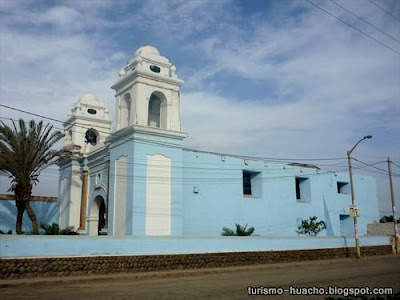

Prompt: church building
[58,45,379,237]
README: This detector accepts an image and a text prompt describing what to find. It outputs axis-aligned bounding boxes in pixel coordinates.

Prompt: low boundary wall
[0,245,392,279]
[0,235,390,258]
[0,235,392,279]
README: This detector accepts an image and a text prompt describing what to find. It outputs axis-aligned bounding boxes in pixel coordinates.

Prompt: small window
[96,173,102,184]
[243,172,252,195]
[295,177,310,202]
[243,171,262,197]
[337,181,350,194]
[150,65,161,73]
[87,108,97,115]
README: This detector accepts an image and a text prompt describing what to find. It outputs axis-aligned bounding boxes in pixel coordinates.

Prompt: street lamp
[347,135,372,259]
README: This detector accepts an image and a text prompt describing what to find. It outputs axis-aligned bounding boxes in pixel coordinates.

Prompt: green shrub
[40,223,76,235]
[221,223,255,236]
[296,216,326,236]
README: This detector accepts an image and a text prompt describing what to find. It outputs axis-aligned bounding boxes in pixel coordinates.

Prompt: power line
[303,0,400,55]
[2,103,397,178]
[4,106,397,180]
[391,161,400,169]
[0,116,64,132]
[329,0,400,43]
[353,157,400,176]
[183,148,347,162]
[0,104,66,127]
[366,0,400,22]
[0,103,349,163]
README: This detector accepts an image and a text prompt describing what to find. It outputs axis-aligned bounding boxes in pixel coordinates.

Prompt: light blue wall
[56,134,380,239]
[0,235,389,258]
[182,150,380,237]
[0,200,59,234]
[107,130,185,236]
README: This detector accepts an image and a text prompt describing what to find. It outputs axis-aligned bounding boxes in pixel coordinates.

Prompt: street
[1,255,399,299]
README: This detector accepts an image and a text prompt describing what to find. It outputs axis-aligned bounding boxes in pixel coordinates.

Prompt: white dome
[78,93,99,103]
[134,45,160,57]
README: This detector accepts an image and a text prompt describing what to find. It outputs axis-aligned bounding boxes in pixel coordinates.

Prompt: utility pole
[347,135,372,259]
[387,157,398,254]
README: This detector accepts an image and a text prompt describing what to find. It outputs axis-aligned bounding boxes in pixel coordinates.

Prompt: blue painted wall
[55,132,380,238]
[107,129,185,236]
[182,149,380,237]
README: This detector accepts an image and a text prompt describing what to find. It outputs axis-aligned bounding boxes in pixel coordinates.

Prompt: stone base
[0,245,392,279]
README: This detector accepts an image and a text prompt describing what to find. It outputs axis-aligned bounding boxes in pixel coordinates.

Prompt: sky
[0,0,399,218]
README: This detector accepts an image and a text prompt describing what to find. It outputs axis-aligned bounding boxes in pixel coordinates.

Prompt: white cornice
[106,124,188,145]
[111,69,184,91]
[64,115,113,127]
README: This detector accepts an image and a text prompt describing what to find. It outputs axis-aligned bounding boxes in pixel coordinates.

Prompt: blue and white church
[58,45,379,237]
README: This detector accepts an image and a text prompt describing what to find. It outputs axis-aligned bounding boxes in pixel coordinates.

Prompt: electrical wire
[0,103,350,163]
[352,157,400,176]
[391,161,400,169]
[303,0,400,55]
[2,105,398,179]
[366,0,400,22]
[329,0,400,43]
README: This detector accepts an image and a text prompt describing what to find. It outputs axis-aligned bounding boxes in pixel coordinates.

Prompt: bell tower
[64,93,112,153]
[111,45,183,132]
[107,45,187,237]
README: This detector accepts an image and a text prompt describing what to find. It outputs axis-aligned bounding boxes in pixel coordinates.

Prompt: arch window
[120,93,131,128]
[148,94,161,128]
[148,92,167,129]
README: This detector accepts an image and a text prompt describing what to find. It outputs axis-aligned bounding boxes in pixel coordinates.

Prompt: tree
[296,216,326,236]
[0,119,64,234]
[221,223,255,236]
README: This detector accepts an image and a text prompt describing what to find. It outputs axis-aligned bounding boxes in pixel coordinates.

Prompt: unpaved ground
[1,255,399,300]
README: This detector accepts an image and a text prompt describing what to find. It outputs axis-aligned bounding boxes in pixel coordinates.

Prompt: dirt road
[1,255,399,299]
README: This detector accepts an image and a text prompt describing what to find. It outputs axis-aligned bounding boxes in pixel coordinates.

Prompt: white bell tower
[111,45,183,132]
[64,93,112,153]
[107,45,187,237]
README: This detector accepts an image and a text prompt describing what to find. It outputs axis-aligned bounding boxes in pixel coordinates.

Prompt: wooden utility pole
[387,157,398,254]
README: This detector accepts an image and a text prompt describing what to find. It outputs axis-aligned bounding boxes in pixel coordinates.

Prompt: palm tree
[221,223,255,236]
[0,119,64,234]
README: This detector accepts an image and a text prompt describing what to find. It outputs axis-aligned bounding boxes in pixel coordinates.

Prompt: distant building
[58,45,379,237]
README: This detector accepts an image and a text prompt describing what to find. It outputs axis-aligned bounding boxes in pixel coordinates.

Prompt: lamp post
[347,135,372,259]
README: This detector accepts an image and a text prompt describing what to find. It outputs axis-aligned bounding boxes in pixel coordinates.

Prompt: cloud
[136,0,235,41]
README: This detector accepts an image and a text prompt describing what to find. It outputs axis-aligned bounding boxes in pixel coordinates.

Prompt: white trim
[145,154,171,236]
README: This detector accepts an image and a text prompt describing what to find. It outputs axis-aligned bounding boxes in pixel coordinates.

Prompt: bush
[221,223,255,236]
[40,223,76,235]
[296,216,326,236]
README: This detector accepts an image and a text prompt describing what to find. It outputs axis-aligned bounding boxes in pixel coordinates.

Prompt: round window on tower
[150,65,161,73]
[85,129,98,146]
[87,108,97,115]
